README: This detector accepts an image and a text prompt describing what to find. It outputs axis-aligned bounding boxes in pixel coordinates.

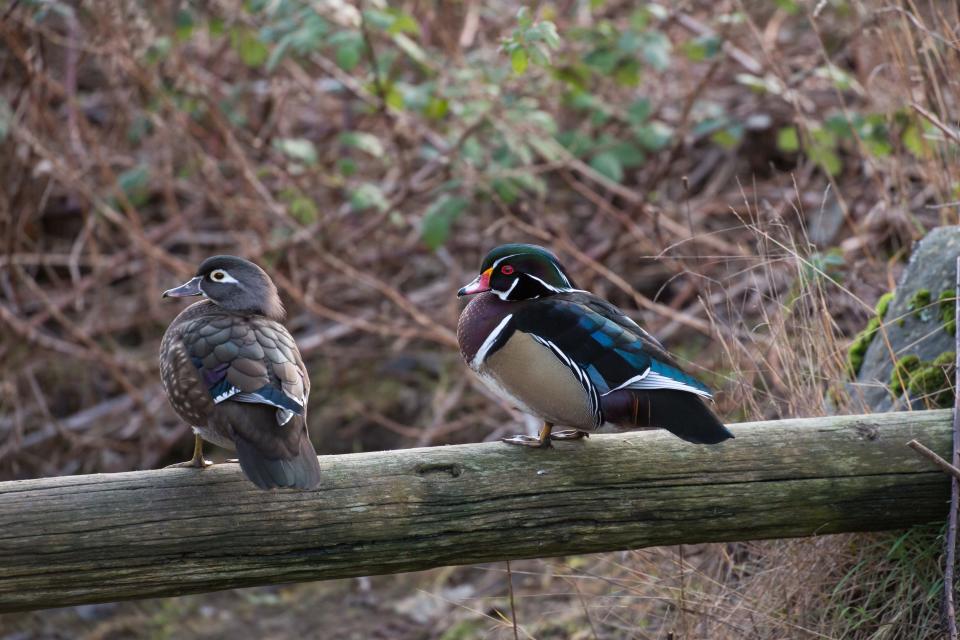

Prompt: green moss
[939,290,956,336]
[847,291,894,378]
[889,354,921,395]
[847,317,880,377]
[889,351,956,407]
[906,351,955,407]
[907,288,932,321]
[876,291,894,318]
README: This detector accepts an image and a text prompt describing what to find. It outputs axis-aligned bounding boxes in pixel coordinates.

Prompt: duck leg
[551,429,589,440]
[501,422,553,448]
[165,434,213,468]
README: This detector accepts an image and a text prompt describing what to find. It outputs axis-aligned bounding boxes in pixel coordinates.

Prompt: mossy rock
[939,290,956,336]
[847,226,960,412]
[847,292,895,378]
[907,288,932,320]
[888,354,921,396]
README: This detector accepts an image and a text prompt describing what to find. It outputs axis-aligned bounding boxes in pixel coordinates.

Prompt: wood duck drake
[457,244,733,448]
[160,256,321,489]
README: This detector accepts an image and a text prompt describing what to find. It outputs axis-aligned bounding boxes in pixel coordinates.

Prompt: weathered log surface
[0,410,952,612]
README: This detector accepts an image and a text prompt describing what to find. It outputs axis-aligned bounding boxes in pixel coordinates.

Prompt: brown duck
[160,255,321,489]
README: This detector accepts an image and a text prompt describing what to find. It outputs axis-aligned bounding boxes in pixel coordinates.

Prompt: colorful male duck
[160,256,321,489]
[457,244,733,448]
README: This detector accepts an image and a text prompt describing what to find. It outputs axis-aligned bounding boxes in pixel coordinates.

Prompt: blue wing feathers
[514,297,712,398]
[191,358,303,413]
[247,384,304,414]
[650,360,712,396]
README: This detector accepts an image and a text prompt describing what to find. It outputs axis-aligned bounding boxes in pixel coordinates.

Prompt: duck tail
[602,388,733,444]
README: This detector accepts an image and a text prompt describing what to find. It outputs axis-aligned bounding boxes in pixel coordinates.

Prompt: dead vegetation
[1,0,959,637]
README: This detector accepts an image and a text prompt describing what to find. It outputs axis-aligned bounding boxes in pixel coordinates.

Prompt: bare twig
[906,439,960,481]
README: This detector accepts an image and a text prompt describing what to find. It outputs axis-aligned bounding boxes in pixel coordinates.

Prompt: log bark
[0,410,952,612]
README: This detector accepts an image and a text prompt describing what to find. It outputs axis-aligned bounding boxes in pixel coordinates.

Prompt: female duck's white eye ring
[211,270,226,281]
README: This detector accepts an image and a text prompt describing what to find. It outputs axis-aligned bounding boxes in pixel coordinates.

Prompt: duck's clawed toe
[164,458,213,469]
[501,434,553,449]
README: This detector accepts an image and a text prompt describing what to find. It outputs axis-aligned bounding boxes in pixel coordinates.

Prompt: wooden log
[0,410,952,612]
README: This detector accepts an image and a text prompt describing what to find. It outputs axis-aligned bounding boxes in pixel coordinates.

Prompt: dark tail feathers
[235,430,322,490]
[603,388,734,444]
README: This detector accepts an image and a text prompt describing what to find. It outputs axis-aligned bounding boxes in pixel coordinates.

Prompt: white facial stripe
[490,253,522,269]
[525,273,563,293]
[495,277,519,301]
[211,269,240,284]
[550,263,572,287]
[472,314,514,369]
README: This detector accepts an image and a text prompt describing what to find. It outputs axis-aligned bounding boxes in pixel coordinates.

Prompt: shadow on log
[0,410,952,612]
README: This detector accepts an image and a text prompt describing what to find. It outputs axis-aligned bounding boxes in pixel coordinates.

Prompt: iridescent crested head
[457,243,577,301]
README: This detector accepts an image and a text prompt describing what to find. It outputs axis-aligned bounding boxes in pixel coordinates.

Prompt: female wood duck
[457,243,733,448]
[160,256,321,489]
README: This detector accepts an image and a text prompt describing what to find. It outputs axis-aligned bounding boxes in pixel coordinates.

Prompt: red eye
[501,265,514,275]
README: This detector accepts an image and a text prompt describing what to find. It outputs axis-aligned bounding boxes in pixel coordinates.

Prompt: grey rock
[849,226,960,412]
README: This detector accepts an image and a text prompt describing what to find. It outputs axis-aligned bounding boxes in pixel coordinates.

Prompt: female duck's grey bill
[458,268,492,297]
[163,276,204,298]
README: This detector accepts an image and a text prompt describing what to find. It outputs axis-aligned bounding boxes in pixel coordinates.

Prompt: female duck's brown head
[457,243,578,302]
[163,255,284,320]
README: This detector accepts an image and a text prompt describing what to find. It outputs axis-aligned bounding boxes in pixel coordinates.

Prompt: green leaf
[735,73,782,94]
[902,123,928,158]
[337,158,357,177]
[175,9,195,41]
[682,35,721,61]
[361,9,393,30]
[639,31,671,72]
[230,28,269,68]
[634,121,673,151]
[516,7,533,29]
[424,97,449,120]
[773,0,800,14]
[627,98,652,125]
[556,131,594,157]
[590,151,624,183]
[777,126,799,152]
[608,141,646,168]
[584,48,620,74]
[531,21,560,49]
[117,164,150,207]
[350,183,389,212]
[808,144,842,176]
[814,64,856,91]
[614,60,641,87]
[385,85,404,110]
[0,98,12,143]
[145,36,172,65]
[511,48,529,74]
[288,196,318,223]
[273,138,318,165]
[492,177,520,203]
[386,9,420,35]
[421,196,468,250]
[208,18,225,37]
[329,32,363,71]
[710,124,743,149]
[339,131,385,157]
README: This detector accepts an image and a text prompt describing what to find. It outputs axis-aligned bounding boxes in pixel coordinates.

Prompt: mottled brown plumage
[160,256,321,490]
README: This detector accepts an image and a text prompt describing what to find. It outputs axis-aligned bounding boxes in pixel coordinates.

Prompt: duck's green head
[457,243,578,301]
